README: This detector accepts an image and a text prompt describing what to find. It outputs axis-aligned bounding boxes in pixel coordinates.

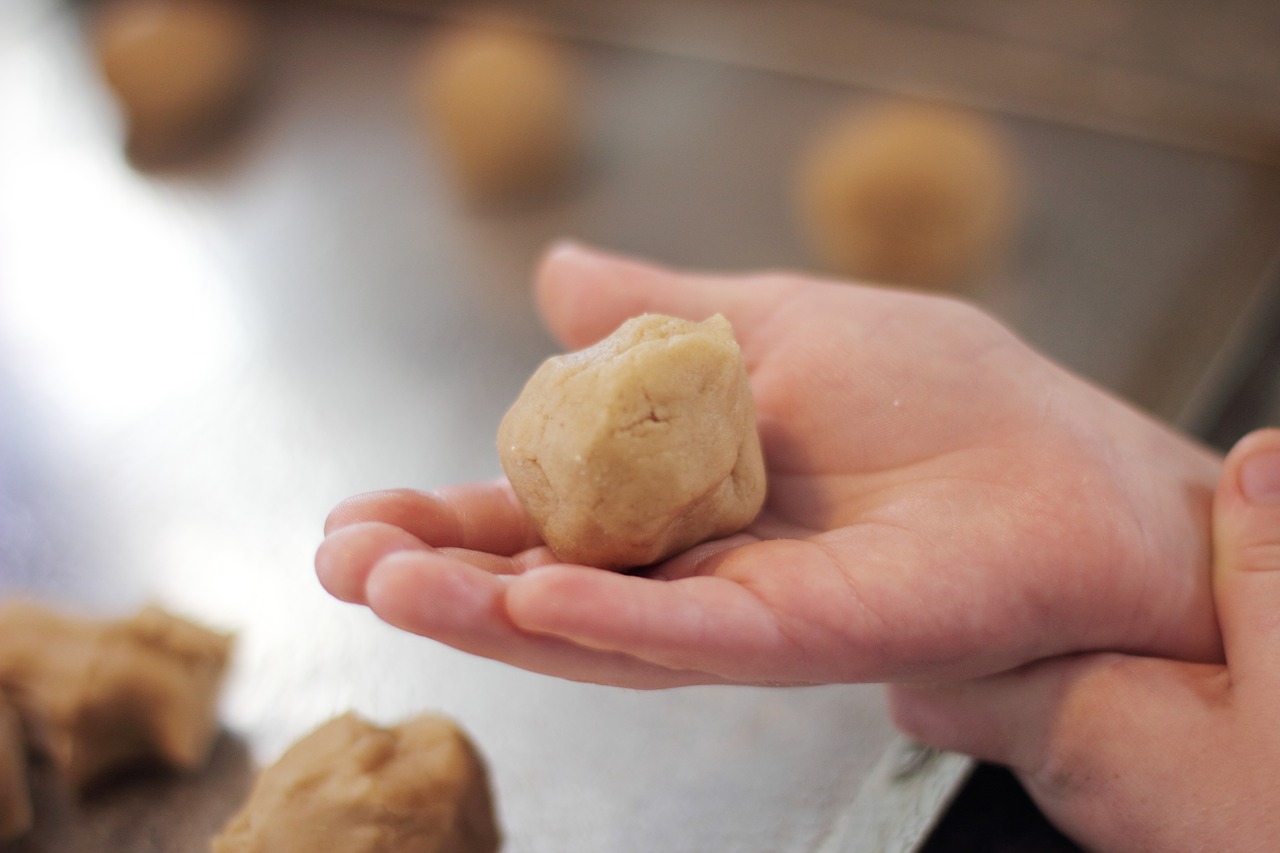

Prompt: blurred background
[2,0,1279,849]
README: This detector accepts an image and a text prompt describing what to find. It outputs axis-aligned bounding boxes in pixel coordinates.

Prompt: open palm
[317,243,1222,688]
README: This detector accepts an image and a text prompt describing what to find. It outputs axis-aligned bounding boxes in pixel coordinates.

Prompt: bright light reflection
[0,27,247,433]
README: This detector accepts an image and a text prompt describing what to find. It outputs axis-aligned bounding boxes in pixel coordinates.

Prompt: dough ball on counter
[0,695,32,843]
[414,23,579,204]
[90,0,267,165]
[212,712,501,853]
[794,101,1020,289]
[0,601,232,789]
[498,313,766,570]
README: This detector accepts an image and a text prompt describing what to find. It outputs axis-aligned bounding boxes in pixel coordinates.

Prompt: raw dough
[0,694,32,842]
[212,712,501,853]
[498,313,766,569]
[414,23,579,204]
[0,601,232,789]
[794,101,1019,288]
[91,0,266,165]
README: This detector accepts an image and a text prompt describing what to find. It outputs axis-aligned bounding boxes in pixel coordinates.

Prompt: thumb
[532,241,802,350]
[1212,427,1280,694]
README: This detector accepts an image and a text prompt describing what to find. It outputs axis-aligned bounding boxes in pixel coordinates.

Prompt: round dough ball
[212,713,501,853]
[498,313,766,570]
[794,101,1020,288]
[414,24,578,204]
[91,0,266,165]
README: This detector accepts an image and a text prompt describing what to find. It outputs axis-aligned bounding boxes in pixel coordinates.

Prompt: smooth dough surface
[0,601,232,789]
[212,712,501,853]
[795,101,1019,288]
[498,313,766,569]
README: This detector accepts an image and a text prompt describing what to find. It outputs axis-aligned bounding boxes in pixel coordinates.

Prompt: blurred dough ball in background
[90,0,267,167]
[794,101,1021,289]
[413,22,580,206]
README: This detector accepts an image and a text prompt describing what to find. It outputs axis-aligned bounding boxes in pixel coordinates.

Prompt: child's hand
[316,243,1221,688]
[889,428,1280,851]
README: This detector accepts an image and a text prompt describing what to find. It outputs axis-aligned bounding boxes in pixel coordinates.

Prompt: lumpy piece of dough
[794,101,1019,289]
[498,313,767,570]
[211,712,501,853]
[414,23,578,204]
[91,0,266,166]
[0,601,232,790]
[0,694,32,842]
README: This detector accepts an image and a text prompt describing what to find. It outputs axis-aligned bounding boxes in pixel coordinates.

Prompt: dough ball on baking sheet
[212,712,501,853]
[91,0,267,166]
[0,600,232,790]
[499,313,766,570]
[414,23,579,205]
[795,101,1020,289]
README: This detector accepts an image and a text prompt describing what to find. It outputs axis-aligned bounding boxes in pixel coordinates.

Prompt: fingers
[532,241,803,350]
[361,550,727,689]
[324,482,542,555]
[317,515,827,685]
[503,565,795,683]
[317,514,739,687]
[1212,427,1280,694]
[317,514,561,607]
[502,538,864,685]
[315,521,430,604]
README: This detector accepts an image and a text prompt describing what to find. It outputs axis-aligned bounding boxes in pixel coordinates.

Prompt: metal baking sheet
[2,1,1278,850]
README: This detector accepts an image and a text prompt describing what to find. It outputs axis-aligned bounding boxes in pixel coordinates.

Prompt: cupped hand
[888,428,1280,851]
[316,242,1222,688]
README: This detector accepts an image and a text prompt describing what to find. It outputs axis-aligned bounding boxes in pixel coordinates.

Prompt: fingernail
[1239,447,1280,505]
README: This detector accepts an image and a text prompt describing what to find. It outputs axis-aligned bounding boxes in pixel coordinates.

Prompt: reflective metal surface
[2,2,1279,850]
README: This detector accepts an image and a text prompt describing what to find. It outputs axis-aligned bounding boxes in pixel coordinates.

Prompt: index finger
[325,481,543,556]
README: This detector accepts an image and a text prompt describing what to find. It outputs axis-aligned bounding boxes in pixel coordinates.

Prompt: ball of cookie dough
[211,712,501,853]
[90,0,266,165]
[498,313,767,570]
[414,23,579,204]
[0,601,233,790]
[794,101,1019,288]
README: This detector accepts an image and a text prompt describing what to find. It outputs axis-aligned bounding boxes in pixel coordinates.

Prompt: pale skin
[891,428,1280,851]
[316,242,1267,847]
[319,243,1221,686]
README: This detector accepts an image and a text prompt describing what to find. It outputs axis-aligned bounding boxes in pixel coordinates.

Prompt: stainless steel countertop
[2,1,1278,850]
